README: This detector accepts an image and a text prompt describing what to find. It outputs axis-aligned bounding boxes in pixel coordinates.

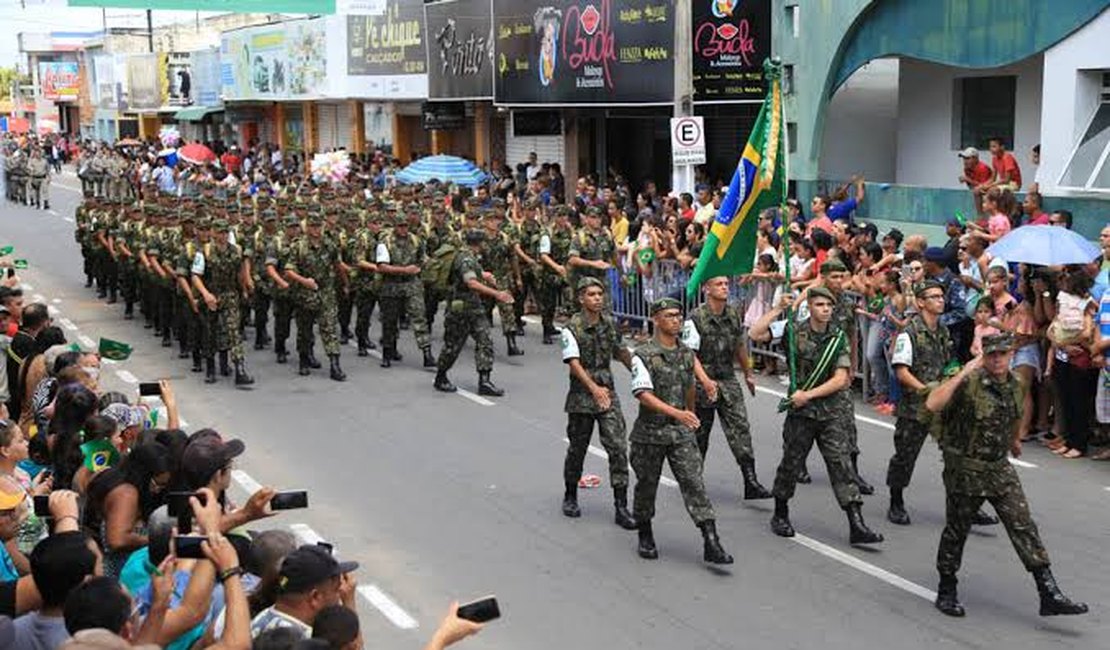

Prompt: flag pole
[770,58,797,395]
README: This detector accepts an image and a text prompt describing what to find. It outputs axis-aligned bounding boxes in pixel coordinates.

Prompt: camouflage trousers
[423,283,443,329]
[695,378,754,463]
[96,251,118,294]
[538,275,570,332]
[937,469,1050,575]
[773,413,862,508]
[273,292,295,354]
[886,417,931,490]
[119,262,139,309]
[380,282,430,353]
[200,293,244,361]
[176,294,201,354]
[252,288,271,344]
[631,438,715,525]
[484,275,517,336]
[296,289,340,357]
[353,286,378,346]
[564,407,629,491]
[337,285,353,337]
[436,303,493,374]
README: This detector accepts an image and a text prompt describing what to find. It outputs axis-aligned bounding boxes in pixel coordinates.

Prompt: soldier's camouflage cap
[342,210,361,223]
[981,333,1014,354]
[577,277,605,292]
[807,286,835,303]
[306,213,324,225]
[195,218,212,229]
[584,206,603,218]
[212,219,230,232]
[464,228,486,244]
[915,279,945,296]
[650,297,682,315]
[555,205,575,218]
[283,215,301,227]
[820,258,848,274]
[261,209,278,221]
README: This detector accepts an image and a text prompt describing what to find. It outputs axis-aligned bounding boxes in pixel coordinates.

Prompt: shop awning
[174,106,223,122]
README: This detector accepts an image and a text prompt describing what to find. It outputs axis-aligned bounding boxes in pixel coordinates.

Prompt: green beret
[650,297,682,315]
[576,277,605,293]
[981,333,1014,354]
[393,213,410,226]
[807,286,835,303]
[196,218,212,230]
[819,259,848,274]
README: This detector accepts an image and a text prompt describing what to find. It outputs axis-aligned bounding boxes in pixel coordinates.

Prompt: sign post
[671,0,695,195]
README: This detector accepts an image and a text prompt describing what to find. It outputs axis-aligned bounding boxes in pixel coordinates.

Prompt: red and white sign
[671,116,706,166]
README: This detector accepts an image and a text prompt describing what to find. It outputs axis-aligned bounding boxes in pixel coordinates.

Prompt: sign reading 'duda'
[692,0,771,102]
[425,0,494,100]
[493,0,674,105]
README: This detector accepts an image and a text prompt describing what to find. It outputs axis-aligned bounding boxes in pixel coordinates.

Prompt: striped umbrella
[395,155,488,187]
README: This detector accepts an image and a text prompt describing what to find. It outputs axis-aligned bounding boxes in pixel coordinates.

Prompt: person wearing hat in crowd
[567,206,617,308]
[377,206,436,369]
[923,245,971,360]
[282,211,346,382]
[481,208,525,356]
[941,217,964,274]
[626,297,732,564]
[250,544,358,640]
[683,275,773,501]
[433,228,513,396]
[750,287,884,546]
[925,333,1087,618]
[191,219,255,387]
[958,146,994,216]
[559,276,635,529]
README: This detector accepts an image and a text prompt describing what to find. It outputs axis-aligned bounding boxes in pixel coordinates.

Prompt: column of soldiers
[3,144,52,210]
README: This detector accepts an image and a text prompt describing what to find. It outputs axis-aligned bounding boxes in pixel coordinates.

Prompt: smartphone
[457,596,500,623]
[33,495,51,518]
[174,535,207,560]
[270,490,308,511]
[138,382,162,397]
[166,491,208,517]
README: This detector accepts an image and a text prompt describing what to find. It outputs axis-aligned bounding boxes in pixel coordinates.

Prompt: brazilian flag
[98,338,133,361]
[686,59,787,299]
[81,439,120,473]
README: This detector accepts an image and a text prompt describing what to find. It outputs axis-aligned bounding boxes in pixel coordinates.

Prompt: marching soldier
[376,207,435,369]
[26,148,50,210]
[283,212,346,381]
[926,333,1087,618]
[628,297,732,564]
[191,219,255,386]
[422,203,458,329]
[337,210,362,346]
[248,209,280,350]
[266,215,301,365]
[537,205,574,344]
[347,210,382,357]
[567,206,616,307]
[171,213,204,371]
[559,277,636,530]
[481,209,524,356]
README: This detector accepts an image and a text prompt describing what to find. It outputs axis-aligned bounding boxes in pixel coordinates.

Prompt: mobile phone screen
[457,596,500,623]
[138,382,162,397]
[166,491,207,517]
[174,535,207,560]
[270,490,308,510]
[33,495,51,518]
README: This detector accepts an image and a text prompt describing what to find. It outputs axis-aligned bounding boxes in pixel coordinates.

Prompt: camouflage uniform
[93,205,119,301]
[192,236,246,362]
[831,290,861,456]
[377,225,431,356]
[265,221,299,360]
[436,246,494,374]
[561,311,629,493]
[629,339,715,525]
[286,229,342,358]
[568,225,616,304]
[935,368,1048,575]
[422,217,458,327]
[538,217,573,337]
[348,220,382,353]
[481,226,518,336]
[888,315,952,489]
[172,225,204,368]
[247,215,279,348]
[514,215,543,328]
[771,319,862,508]
[74,199,96,286]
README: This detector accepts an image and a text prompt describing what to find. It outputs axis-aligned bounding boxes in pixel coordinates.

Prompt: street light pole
[671,0,694,195]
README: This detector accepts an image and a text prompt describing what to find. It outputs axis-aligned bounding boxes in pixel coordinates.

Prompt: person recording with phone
[178,430,276,533]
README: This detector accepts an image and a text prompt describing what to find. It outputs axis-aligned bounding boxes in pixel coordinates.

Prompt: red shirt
[991,152,1022,189]
[806,214,834,236]
[967,161,993,185]
[1027,210,1049,226]
[221,152,242,174]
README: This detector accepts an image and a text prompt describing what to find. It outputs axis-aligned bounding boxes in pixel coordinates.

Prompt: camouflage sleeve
[264,243,280,268]
[459,251,481,284]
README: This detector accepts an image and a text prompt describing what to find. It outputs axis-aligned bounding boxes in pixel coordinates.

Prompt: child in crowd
[970,297,1000,357]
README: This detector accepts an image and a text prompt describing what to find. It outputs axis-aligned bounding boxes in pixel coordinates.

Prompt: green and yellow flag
[686,59,787,299]
[98,338,133,361]
[80,439,120,473]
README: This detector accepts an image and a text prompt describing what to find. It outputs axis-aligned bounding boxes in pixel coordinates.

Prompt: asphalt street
[2,173,1107,650]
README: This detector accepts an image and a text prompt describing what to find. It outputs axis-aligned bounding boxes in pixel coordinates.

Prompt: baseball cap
[957,147,980,159]
[0,475,27,510]
[181,431,245,485]
[278,544,359,594]
[101,403,149,430]
[923,246,947,263]
[981,333,1015,354]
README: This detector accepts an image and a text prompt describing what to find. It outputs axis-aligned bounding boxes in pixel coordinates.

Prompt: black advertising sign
[493,0,674,105]
[692,0,770,102]
[347,0,426,76]
[421,101,467,129]
[425,0,494,99]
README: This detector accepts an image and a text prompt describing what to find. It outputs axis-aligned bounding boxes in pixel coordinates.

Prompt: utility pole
[671,0,694,195]
[146,9,154,52]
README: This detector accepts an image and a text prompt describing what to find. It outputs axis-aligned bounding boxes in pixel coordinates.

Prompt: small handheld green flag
[0,245,13,256]
[12,259,28,270]
[98,338,133,361]
[954,210,967,227]
[80,439,120,473]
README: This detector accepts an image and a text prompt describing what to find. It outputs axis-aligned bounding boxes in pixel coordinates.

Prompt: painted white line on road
[289,523,325,545]
[58,318,77,331]
[48,209,58,216]
[63,216,75,223]
[1104,487,1110,492]
[32,293,45,303]
[115,369,138,384]
[456,388,495,406]
[359,585,420,630]
[791,533,937,602]
[20,283,33,291]
[51,298,61,304]
[53,183,81,194]
[231,470,263,495]
[78,335,95,348]
[566,439,679,488]
[1008,458,1038,469]
[47,305,60,317]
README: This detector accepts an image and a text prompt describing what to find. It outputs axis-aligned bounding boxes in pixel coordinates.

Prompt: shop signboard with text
[493,0,674,105]
[220,19,327,101]
[424,0,493,100]
[347,0,426,76]
[39,62,80,102]
[692,0,769,102]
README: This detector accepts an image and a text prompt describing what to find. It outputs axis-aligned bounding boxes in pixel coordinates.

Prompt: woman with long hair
[47,383,99,490]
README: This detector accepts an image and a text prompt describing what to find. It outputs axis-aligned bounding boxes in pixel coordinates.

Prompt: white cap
[958,147,980,159]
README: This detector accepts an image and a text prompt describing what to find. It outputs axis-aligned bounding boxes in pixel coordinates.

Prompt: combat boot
[380,348,393,368]
[204,357,217,384]
[740,459,772,500]
[887,488,911,525]
[613,490,636,530]
[934,574,965,617]
[254,333,267,351]
[178,340,189,359]
[478,371,504,397]
[506,334,524,356]
[542,327,555,345]
[43,201,49,211]
[357,336,369,357]
[390,348,403,361]
[845,503,884,545]
[308,351,322,369]
[514,320,525,336]
[851,453,875,495]
[971,508,999,526]
[770,498,795,537]
[84,275,93,288]
[329,355,347,382]
[124,302,134,320]
[422,346,436,368]
[699,520,733,564]
[562,483,580,518]
[191,350,203,373]
[796,463,812,484]
[433,369,456,392]
[107,288,118,304]
[275,345,289,364]
[1033,567,1088,616]
[637,521,658,559]
[161,330,172,348]
[234,359,255,386]
[340,328,351,345]
[219,351,230,376]
[298,353,312,376]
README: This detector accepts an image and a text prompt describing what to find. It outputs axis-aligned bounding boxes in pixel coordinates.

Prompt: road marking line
[231,470,263,495]
[20,283,33,291]
[115,369,138,384]
[51,298,61,304]
[59,318,77,331]
[567,439,679,487]
[359,585,420,630]
[78,335,95,348]
[456,388,495,406]
[755,386,896,431]
[63,216,75,223]
[289,523,325,545]
[791,534,937,602]
[1104,487,1110,492]
[32,293,45,303]
[48,209,58,216]
[1008,458,1038,469]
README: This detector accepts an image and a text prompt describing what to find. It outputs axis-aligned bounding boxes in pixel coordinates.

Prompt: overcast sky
[0,2,220,68]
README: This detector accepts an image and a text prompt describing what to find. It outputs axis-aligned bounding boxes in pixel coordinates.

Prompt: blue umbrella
[396,155,488,187]
[986,225,1101,266]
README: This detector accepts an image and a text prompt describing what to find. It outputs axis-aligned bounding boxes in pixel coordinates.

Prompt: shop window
[787,122,797,154]
[954,76,1015,150]
[783,65,794,95]
[1059,101,1110,191]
